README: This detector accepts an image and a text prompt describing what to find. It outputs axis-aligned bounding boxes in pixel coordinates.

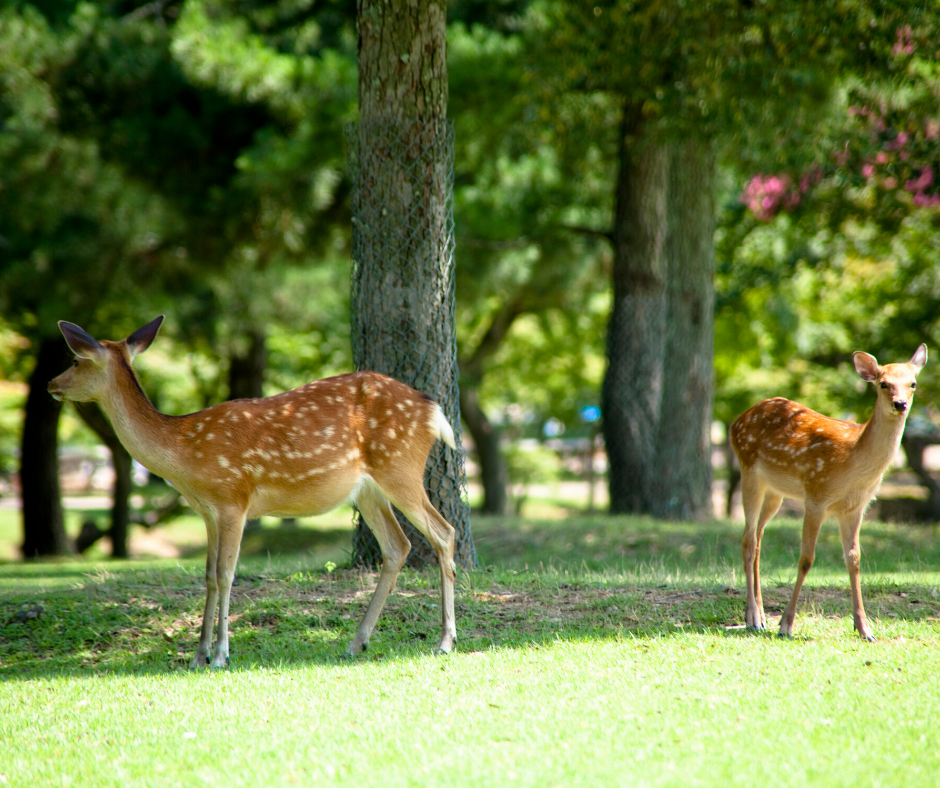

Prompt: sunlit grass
[2,505,940,787]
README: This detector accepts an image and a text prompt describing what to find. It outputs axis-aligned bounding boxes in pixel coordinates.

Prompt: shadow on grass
[2,515,939,681]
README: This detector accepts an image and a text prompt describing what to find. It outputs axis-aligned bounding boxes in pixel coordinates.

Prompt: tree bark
[650,139,716,520]
[228,328,266,400]
[458,299,522,515]
[20,337,71,557]
[459,384,508,515]
[74,402,133,558]
[228,327,266,532]
[351,0,473,567]
[602,104,669,514]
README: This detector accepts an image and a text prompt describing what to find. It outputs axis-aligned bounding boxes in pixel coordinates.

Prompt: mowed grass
[2,506,940,787]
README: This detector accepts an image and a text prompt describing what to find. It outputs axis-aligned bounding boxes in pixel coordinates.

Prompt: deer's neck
[856,402,906,480]
[98,356,182,480]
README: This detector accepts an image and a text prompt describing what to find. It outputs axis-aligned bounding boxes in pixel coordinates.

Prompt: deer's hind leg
[384,483,457,654]
[347,484,411,656]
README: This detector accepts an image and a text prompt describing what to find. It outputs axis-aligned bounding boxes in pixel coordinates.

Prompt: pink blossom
[862,163,876,178]
[893,25,915,57]
[926,119,940,141]
[885,131,910,151]
[913,192,940,207]
[906,167,935,192]
[875,151,889,164]
[741,174,800,221]
[883,177,898,190]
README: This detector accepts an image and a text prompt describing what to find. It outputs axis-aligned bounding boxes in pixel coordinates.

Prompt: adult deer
[48,316,459,668]
[730,345,927,641]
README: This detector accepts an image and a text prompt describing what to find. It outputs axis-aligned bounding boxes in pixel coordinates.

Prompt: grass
[2,505,940,787]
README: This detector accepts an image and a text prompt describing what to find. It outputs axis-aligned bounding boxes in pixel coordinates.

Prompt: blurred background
[2,0,940,561]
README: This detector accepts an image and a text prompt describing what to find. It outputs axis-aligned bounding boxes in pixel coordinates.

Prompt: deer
[730,344,927,641]
[48,316,459,668]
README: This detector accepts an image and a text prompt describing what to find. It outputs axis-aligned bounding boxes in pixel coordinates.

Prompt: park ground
[3,480,940,787]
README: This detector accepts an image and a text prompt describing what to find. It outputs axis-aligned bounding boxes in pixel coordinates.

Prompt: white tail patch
[433,405,456,450]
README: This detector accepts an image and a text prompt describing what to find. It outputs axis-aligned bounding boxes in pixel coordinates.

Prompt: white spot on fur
[218,457,230,468]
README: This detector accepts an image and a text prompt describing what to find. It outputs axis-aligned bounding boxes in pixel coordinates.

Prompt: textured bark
[357,0,447,125]
[20,338,71,557]
[650,139,716,520]
[351,0,472,567]
[74,402,133,558]
[602,105,669,514]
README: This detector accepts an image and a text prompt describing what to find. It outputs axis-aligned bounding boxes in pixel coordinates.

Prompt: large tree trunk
[20,337,71,557]
[228,328,266,400]
[350,0,473,567]
[650,139,716,520]
[74,402,133,558]
[602,105,669,514]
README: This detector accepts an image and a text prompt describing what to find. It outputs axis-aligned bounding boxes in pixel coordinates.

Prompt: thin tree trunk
[21,337,71,557]
[457,299,522,516]
[602,104,669,514]
[459,384,507,515]
[650,139,716,520]
[228,328,266,400]
[74,402,133,558]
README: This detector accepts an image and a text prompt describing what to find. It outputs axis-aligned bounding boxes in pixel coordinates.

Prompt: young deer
[48,316,459,668]
[730,345,927,641]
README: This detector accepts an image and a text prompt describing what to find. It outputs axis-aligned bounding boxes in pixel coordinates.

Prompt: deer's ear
[59,321,105,362]
[853,351,881,383]
[126,316,164,360]
[910,344,928,373]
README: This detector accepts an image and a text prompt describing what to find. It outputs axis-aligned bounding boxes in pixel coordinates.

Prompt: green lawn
[2,506,940,787]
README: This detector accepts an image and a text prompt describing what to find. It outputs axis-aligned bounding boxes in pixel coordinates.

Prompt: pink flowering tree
[740,23,940,222]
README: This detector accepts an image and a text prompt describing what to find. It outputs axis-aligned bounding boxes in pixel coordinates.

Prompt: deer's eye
[911,382,917,389]
[880,382,888,389]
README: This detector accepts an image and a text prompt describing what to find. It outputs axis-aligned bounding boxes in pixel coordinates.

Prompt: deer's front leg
[779,504,825,638]
[191,516,220,670]
[839,508,874,642]
[209,513,246,668]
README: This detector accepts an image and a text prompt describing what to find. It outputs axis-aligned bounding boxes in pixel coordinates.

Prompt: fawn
[49,316,459,668]
[730,345,927,640]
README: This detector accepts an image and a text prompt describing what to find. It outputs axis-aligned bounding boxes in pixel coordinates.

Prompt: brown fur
[730,345,927,641]
[49,317,458,667]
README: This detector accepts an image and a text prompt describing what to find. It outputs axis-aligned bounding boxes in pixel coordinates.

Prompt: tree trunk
[459,384,508,515]
[228,328,266,532]
[350,0,473,567]
[650,139,716,520]
[228,328,266,400]
[20,337,71,557]
[457,299,521,516]
[602,105,669,514]
[74,402,133,558]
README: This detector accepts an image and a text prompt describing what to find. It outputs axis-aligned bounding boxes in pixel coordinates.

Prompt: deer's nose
[893,400,908,413]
